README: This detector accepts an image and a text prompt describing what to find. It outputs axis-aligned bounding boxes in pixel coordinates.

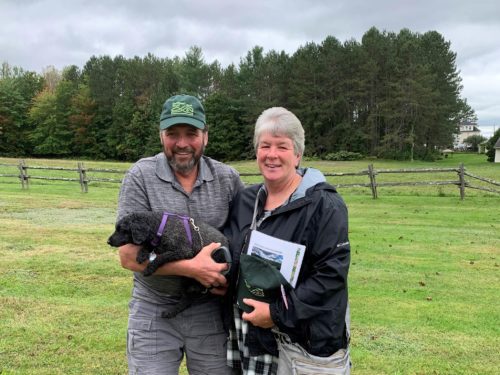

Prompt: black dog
[108,211,230,317]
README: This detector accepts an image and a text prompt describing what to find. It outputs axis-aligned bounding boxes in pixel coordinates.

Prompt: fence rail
[0,161,127,193]
[1,161,499,199]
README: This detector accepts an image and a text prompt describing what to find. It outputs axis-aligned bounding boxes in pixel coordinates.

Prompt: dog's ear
[130,221,149,245]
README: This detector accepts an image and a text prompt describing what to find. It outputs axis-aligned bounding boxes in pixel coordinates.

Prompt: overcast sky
[1,0,499,137]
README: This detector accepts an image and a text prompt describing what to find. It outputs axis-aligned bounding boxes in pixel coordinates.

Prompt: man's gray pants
[127,296,234,374]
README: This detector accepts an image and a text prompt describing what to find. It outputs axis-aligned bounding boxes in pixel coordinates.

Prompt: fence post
[368,164,378,199]
[78,162,88,193]
[458,163,465,200]
[18,159,28,189]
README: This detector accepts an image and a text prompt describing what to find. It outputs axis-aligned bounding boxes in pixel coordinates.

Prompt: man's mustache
[173,147,194,154]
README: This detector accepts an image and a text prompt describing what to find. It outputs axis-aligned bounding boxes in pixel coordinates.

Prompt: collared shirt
[116,152,243,303]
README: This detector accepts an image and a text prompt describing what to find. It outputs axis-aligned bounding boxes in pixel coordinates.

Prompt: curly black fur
[108,211,230,318]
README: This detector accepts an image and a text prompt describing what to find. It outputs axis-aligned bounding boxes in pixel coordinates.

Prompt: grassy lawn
[0,154,499,374]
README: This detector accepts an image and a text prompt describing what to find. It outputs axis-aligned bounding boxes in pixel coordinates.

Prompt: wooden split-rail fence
[0,160,499,199]
[0,160,126,193]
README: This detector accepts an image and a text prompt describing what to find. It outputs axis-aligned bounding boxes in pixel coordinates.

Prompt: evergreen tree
[204,92,250,161]
[288,42,323,155]
[485,129,500,162]
[82,55,120,158]
[358,27,396,156]
[0,79,27,155]
[178,46,212,98]
[0,29,477,162]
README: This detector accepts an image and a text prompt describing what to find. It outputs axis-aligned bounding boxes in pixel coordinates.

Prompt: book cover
[246,230,305,288]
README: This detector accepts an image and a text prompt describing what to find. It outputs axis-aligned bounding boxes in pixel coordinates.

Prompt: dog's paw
[136,251,149,264]
[142,263,156,277]
[143,256,165,276]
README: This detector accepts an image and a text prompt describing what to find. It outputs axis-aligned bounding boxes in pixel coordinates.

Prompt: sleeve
[229,167,245,200]
[270,193,350,329]
[223,189,245,281]
[116,166,151,222]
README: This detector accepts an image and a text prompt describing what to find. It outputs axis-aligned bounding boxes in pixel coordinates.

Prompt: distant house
[454,121,481,150]
[495,138,500,163]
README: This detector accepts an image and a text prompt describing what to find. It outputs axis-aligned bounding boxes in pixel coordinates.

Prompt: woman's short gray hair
[253,107,305,155]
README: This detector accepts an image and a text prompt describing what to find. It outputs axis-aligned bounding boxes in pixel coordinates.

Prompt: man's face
[160,124,208,175]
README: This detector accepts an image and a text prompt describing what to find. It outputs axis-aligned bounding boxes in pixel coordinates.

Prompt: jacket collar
[256,168,327,203]
[252,168,337,223]
[290,168,326,202]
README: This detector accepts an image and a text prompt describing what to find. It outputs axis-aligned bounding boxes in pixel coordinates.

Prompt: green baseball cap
[159,94,206,130]
[236,253,291,313]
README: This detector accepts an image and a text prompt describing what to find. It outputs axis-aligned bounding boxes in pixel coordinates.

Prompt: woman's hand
[241,299,274,328]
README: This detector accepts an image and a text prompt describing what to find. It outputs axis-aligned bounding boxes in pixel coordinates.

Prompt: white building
[454,121,481,150]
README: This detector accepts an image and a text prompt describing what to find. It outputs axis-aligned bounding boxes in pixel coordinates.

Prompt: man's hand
[118,242,229,293]
[242,299,274,328]
[183,242,228,289]
[118,244,145,272]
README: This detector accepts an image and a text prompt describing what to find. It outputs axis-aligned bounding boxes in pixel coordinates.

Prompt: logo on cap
[171,102,194,116]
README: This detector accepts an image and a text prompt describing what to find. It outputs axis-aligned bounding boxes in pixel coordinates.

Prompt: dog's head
[107,214,150,247]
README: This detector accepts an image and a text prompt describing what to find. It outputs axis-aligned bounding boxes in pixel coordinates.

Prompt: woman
[225,107,351,374]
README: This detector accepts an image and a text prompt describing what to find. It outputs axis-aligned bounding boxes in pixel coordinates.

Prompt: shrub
[323,151,364,161]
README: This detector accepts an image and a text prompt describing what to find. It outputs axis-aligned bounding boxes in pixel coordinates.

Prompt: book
[246,230,305,288]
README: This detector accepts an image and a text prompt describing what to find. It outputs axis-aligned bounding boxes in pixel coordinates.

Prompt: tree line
[0,27,477,162]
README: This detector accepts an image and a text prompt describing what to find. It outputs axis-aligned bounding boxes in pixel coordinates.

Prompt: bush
[485,129,500,162]
[323,151,364,161]
[303,155,321,162]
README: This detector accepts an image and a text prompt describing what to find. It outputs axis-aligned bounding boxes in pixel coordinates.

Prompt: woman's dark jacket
[224,168,350,358]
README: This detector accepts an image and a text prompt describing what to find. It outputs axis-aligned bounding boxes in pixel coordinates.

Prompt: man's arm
[118,242,229,294]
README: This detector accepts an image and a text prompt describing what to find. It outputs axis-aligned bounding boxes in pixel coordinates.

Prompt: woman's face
[256,131,301,185]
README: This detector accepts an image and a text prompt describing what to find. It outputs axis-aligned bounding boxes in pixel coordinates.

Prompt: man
[115,94,244,374]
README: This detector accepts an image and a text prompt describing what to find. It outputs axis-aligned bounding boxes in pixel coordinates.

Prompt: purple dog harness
[149,212,201,262]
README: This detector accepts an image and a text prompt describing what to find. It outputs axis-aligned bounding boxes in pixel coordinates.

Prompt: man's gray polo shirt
[117,152,243,303]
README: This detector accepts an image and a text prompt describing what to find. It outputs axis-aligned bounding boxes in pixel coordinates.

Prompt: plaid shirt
[227,305,278,375]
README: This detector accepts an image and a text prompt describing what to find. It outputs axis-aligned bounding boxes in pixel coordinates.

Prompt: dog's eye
[118,222,128,231]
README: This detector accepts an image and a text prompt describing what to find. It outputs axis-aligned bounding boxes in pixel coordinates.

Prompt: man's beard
[166,146,204,175]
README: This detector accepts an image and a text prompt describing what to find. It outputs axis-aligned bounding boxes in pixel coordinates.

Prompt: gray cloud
[1,0,499,134]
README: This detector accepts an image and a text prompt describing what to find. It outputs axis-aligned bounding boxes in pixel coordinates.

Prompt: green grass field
[0,154,499,374]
